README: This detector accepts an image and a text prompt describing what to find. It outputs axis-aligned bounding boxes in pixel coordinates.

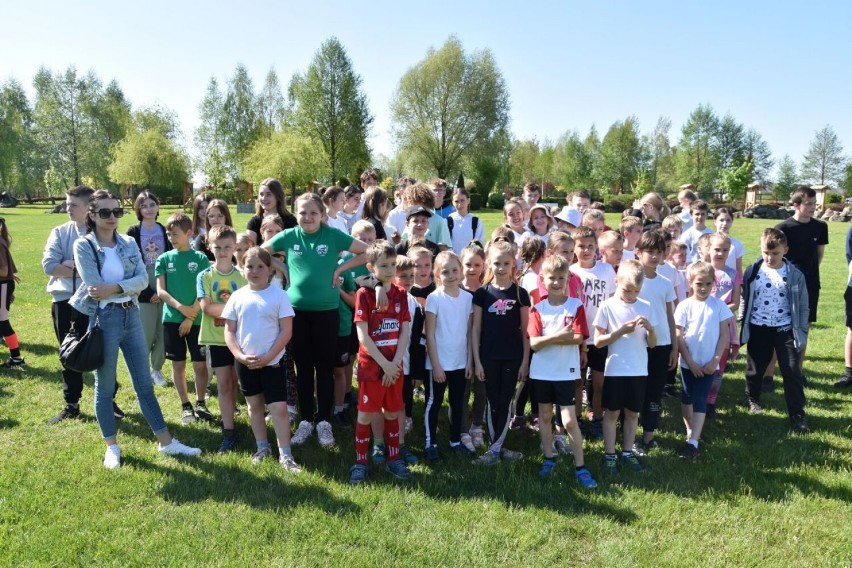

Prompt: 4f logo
[488,299,516,315]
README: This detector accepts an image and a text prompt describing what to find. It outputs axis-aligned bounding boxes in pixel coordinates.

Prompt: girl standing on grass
[190,193,210,246]
[223,247,300,471]
[713,207,745,279]
[194,199,234,261]
[126,191,171,386]
[71,190,201,469]
[247,178,297,245]
[471,241,531,466]
[0,217,22,368]
[705,233,740,417]
[264,192,367,448]
[460,244,487,449]
[424,251,474,462]
[526,204,554,245]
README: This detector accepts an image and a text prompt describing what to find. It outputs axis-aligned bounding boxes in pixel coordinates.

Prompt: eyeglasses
[95,208,125,219]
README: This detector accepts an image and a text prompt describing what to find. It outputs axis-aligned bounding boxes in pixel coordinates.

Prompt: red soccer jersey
[354,284,411,382]
[532,272,585,304]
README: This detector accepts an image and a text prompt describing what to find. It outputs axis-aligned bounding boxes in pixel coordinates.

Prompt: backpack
[447,215,479,241]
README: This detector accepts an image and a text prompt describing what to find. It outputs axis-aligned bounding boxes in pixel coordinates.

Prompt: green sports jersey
[155,249,210,324]
[268,224,354,311]
[196,265,247,346]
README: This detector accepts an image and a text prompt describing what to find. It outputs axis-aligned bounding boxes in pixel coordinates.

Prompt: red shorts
[357,378,404,413]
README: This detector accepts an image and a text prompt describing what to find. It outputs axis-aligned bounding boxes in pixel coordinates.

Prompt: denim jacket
[739,258,809,350]
[41,220,87,302]
[69,232,149,316]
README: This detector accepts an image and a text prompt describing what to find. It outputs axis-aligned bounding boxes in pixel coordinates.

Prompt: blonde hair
[619,215,642,233]
[661,214,683,232]
[433,251,462,285]
[483,240,517,286]
[687,261,715,283]
[351,219,376,238]
[639,192,670,220]
[581,209,605,225]
[597,230,623,249]
[616,259,644,288]
[541,254,570,277]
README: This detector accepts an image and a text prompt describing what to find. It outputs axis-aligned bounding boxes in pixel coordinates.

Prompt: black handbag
[58,238,104,372]
[59,316,104,372]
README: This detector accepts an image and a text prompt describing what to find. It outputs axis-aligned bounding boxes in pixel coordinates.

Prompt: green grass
[2,205,852,566]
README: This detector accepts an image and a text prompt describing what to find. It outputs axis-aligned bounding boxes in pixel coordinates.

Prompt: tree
[801,125,846,187]
[241,128,325,192]
[716,114,745,170]
[743,128,774,186]
[646,116,675,192]
[290,38,372,183]
[584,126,602,189]
[718,158,753,205]
[108,128,189,193]
[507,138,539,188]
[195,77,228,189]
[135,104,182,142]
[597,116,643,194]
[257,68,286,139]
[0,79,37,192]
[552,130,593,190]
[391,36,510,179]
[675,103,720,193]
[775,154,799,202]
[222,64,262,180]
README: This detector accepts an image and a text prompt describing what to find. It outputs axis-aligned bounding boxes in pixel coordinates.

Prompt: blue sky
[3,1,850,178]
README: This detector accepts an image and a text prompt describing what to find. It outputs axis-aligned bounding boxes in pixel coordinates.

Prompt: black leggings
[292,309,338,423]
[424,369,467,447]
[483,358,521,448]
[641,344,671,432]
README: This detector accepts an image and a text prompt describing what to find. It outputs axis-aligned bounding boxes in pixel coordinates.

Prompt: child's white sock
[257,440,270,450]
[279,446,292,457]
[688,438,699,449]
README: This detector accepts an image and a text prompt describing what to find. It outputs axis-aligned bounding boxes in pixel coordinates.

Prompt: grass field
[1,204,851,566]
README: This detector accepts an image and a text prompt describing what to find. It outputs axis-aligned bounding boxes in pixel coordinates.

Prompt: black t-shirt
[410,281,436,301]
[367,217,387,240]
[246,213,298,245]
[473,283,531,361]
[775,216,828,290]
[396,239,440,259]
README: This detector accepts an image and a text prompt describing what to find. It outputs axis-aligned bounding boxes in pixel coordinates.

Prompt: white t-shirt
[638,272,676,346]
[622,249,636,262]
[387,206,408,238]
[726,235,746,271]
[99,247,131,307]
[593,296,657,377]
[681,226,713,262]
[528,297,587,381]
[526,229,550,247]
[222,284,295,365]
[570,261,616,345]
[520,269,539,297]
[402,292,419,375]
[678,209,693,232]
[659,261,687,303]
[448,212,485,255]
[674,295,733,370]
[326,214,348,234]
[425,288,473,371]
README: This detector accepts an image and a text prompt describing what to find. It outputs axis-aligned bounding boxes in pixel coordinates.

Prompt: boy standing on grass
[197,225,247,453]
[349,241,413,484]
[156,212,211,424]
[594,260,658,475]
[674,261,732,459]
[529,255,598,488]
[740,228,810,434]
[680,200,712,262]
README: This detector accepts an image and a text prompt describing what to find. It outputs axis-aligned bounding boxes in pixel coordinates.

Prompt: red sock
[355,422,371,465]
[385,418,400,461]
[5,333,19,350]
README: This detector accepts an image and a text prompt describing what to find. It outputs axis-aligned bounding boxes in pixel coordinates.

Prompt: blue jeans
[92,304,167,439]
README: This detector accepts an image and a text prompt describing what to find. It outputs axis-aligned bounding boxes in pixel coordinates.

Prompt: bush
[470,193,483,211]
[486,192,506,210]
[206,187,250,206]
[828,192,842,204]
[548,189,568,202]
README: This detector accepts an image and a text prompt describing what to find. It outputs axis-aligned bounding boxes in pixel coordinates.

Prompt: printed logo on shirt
[488,298,516,315]
[583,279,609,307]
[395,303,401,314]
[373,319,401,335]
[166,262,176,273]
[316,244,329,256]
[294,244,300,251]
[356,309,363,316]
[290,248,302,257]
[362,394,368,404]
[188,261,199,273]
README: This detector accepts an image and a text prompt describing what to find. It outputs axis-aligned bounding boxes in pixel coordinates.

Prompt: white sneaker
[279,454,302,472]
[159,438,202,457]
[460,433,476,453]
[554,434,573,456]
[316,420,335,447]
[291,420,314,446]
[469,425,485,448]
[404,416,413,435]
[103,444,121,469]
[151,370,167,387]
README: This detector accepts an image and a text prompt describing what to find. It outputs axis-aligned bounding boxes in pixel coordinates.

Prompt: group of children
[34,175,823,482]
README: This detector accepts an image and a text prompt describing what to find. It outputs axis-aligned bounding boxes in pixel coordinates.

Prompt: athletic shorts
[236,361,286,403]
[530,378,576,406]
[845,287,852,328]
[163,322,205,362]
[208,345,234,368]
[586,344,608,373]
[349,325,360,356]
[357,378,404,413]
[334,335,352,368]
[602,375,646,413]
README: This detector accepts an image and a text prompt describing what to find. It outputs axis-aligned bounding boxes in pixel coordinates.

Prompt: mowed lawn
[1,203,851,567]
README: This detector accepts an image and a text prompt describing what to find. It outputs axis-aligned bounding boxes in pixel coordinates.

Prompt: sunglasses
[95,208,125,219]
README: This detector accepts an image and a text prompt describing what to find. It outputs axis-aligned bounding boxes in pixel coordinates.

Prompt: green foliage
[718,158,753,204]
[469,192,483,210]
[108,129,189,192]
[597,116,643,194]
[775,155,799,202]
[391,35,510,179]
[675,103,720,193]
[801,125,846,187]
[289,38,373,182]
[241,128,325,190]
[256,68,286,139]
[486,191,505,209]
[223,65,263,180]
[0,79,37,192]
[195,77,228,189]
[827,192,842,204]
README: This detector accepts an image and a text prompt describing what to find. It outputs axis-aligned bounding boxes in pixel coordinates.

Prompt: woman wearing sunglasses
[70,190,201,469]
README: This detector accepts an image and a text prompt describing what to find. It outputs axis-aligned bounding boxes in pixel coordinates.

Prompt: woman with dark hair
[126,191,171,387]
[246,178,296,245]
[71,190,202,469]
[361,187,390,240]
